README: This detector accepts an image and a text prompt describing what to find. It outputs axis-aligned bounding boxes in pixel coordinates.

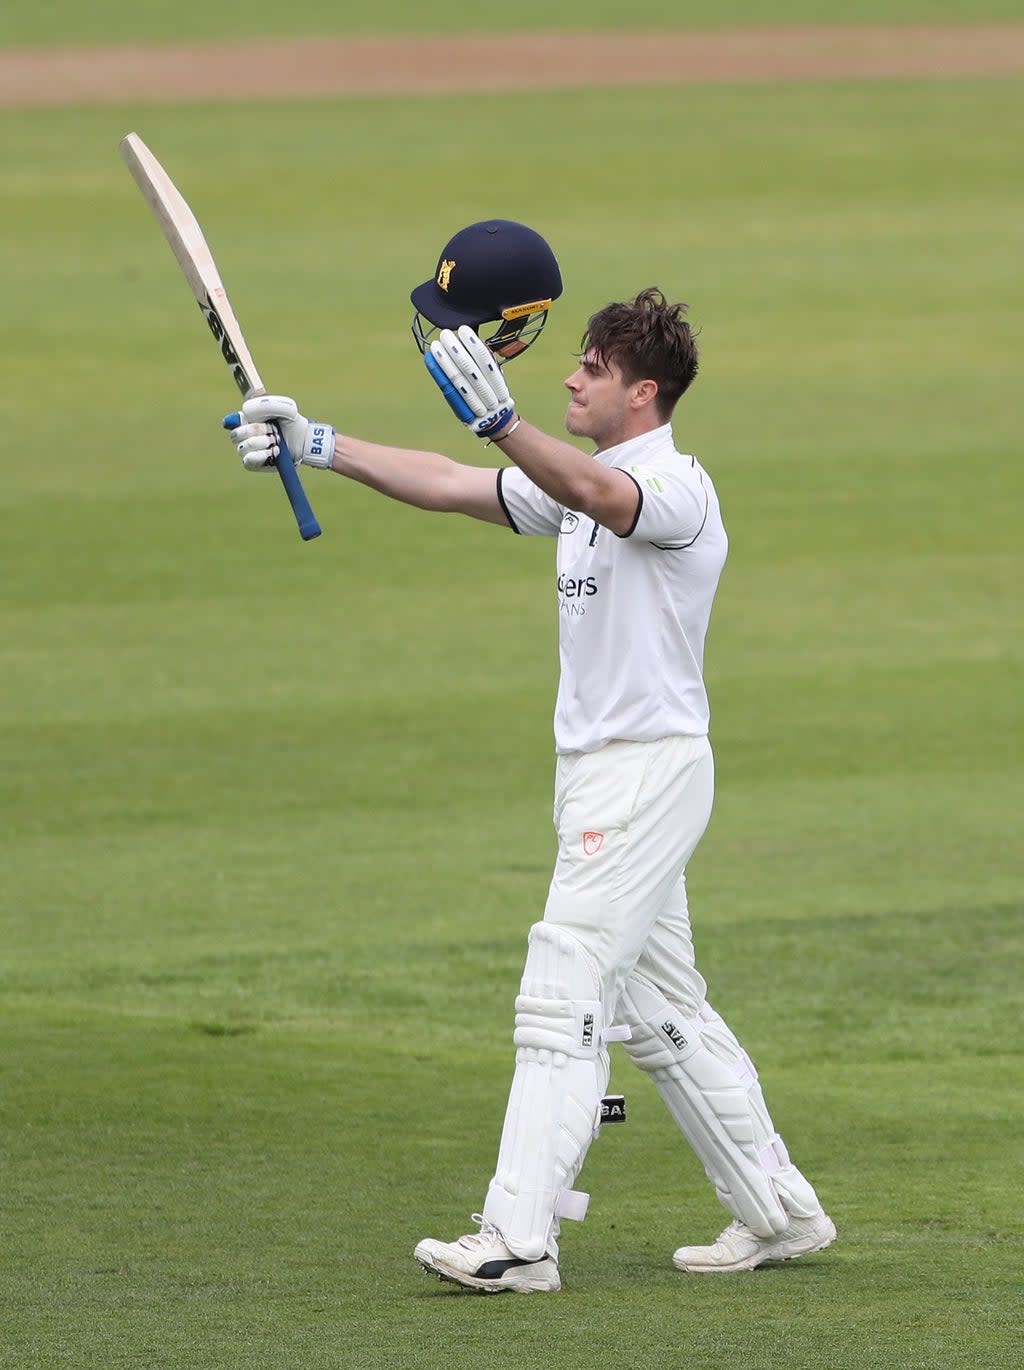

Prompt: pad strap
[554,1188,590,1222]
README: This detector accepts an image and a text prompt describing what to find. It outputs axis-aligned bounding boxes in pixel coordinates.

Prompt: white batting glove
[425,327,517,438]
[223,395,336,471]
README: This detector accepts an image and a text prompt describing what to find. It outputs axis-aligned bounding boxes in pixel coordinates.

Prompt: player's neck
[592,414,665,456]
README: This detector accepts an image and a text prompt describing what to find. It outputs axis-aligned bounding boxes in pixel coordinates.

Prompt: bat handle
[273,426,322,540]
[223,411,322,541]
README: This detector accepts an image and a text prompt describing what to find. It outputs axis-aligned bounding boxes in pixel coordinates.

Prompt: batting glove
[223,395,336,471]
[426,327,516,438]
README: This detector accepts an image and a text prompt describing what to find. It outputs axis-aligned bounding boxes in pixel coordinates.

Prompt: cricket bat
[120,132,321,541]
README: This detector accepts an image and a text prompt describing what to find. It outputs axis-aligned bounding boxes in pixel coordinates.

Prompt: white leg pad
[619,974,791,1238]
[698,1003,821,1220]
[482,922,610,1261]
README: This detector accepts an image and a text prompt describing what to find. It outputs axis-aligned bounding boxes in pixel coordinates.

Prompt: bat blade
[120,132,321,541]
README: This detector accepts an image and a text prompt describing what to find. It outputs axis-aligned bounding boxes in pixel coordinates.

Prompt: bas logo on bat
[200,294,251,393]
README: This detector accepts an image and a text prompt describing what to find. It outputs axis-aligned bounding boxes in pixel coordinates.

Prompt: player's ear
[632,379,659,409]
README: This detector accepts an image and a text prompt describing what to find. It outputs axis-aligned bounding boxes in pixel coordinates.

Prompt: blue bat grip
[223,412,322,541]
[273,428,321,540]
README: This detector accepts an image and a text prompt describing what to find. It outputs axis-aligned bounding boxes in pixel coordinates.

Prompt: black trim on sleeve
[615,472,645,539]
[495,468,521,534]
[652,473,710,551]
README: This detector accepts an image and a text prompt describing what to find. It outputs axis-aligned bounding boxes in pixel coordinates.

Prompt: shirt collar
[594,423,675,467]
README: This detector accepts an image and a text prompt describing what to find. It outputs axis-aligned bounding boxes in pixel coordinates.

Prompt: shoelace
[457,1214,502,1250]
[716,1219,751,1243]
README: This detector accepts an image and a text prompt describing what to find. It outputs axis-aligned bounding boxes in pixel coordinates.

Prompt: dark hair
[581,288,699,420]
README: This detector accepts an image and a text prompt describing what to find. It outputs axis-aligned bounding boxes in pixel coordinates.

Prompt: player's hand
[223,395,336,471]
[426,327,517,438]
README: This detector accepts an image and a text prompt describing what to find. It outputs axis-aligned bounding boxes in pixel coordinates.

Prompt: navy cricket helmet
[411,219,562,362]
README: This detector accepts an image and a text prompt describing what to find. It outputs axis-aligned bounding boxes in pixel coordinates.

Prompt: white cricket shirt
[497,424,728,754]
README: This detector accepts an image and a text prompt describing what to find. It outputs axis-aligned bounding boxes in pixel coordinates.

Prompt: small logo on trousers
[583,831,604,856]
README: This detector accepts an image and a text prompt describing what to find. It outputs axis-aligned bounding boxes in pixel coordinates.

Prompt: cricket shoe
[672,1210,837,1273]
[414,1216,561,1294]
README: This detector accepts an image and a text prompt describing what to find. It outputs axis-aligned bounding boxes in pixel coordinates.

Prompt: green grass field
[1,12,1022,1368]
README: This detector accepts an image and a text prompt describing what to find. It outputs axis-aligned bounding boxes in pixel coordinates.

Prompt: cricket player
[224,224,835,1293]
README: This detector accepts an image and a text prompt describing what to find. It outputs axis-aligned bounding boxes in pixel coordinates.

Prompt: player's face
[563,350,635,447]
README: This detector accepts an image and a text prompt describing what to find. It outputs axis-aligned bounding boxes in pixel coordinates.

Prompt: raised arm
[224,395,508,526]
[329,432,507,525]
[487,420,640,535]
[427,328,641,536]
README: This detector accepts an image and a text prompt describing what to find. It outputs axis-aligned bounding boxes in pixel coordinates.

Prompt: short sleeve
[623,458,710,548]
[497,466,564,537]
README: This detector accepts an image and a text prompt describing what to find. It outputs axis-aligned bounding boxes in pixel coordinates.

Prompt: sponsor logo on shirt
[583,831,605,856]
[558,573,597,598]
[560,512,580,535]
[558,572,598,616]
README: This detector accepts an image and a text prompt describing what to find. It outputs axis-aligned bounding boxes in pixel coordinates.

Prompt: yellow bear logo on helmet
[437,259,456,292]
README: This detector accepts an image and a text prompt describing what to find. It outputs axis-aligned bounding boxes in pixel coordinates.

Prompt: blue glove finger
[223,412,242,430]
[424,351,477,424]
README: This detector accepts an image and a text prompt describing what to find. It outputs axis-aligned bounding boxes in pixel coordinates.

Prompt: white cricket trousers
[484,734,824,1255]
[543,733,714,1017]
[533,732,823,1243]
